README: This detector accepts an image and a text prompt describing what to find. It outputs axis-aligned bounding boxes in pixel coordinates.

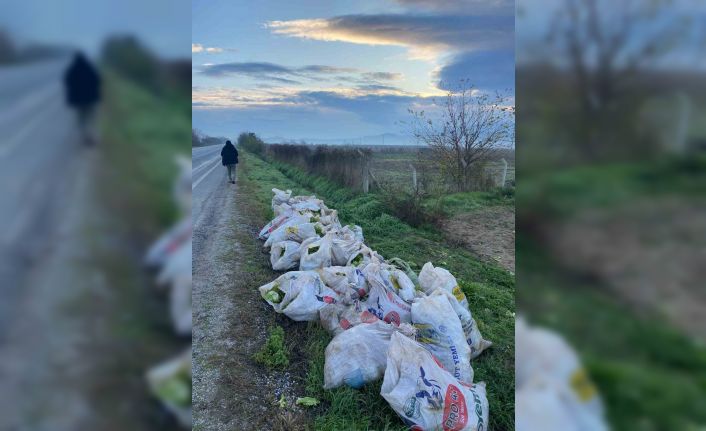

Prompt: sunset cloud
[192,43,236,53]
[265,14,513,61]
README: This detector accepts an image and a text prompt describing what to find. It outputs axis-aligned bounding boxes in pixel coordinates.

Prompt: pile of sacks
[143,156,193,428]
[257,189,493,430]
[516,318,608,431]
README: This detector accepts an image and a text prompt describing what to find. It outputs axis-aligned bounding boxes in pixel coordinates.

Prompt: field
[369,148,515,192]
[234,149,516,430]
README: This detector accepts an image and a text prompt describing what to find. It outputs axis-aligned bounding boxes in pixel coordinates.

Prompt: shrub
[238,132,265,155]
[253,326,289,369]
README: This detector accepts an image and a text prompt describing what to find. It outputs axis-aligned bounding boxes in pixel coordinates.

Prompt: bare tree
[547,0,688,158]
[409,81,514,191]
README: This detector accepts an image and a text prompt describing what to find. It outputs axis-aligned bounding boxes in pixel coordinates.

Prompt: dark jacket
[63,53,101,107]
[221,143,239,165]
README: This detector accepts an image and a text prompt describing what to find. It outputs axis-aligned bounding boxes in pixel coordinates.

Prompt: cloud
[192,43,237,53]
[198,61,408,88]
[392,0,514,14]
[436,48,514,91]
[266,14,513,60]
[361,71,404,81]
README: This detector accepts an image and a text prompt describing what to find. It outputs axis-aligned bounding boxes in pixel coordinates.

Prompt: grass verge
[254,326,290,370]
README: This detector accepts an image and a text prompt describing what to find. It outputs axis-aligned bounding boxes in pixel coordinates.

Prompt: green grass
[237,150,515,431]
[254,326,290,370]
[101,69,191,235]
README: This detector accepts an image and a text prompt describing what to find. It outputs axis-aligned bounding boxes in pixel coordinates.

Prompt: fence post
[500,158,508,187]
[358,149,370,193]
[409,163,417,191]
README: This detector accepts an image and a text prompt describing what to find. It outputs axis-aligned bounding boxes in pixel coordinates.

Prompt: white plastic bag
[264,215,314,248]
[271,188,292,210]
[363,262,416,303]
[515,318,606,430]
[144,218,192,268]
[418,262,468,308]
[317,266,368,303]
[157,240,192,290]
[299,234,334,270]
[347,244,384,269]
[146,349,192,428]
[331,235,363,266]
[270,240,302,271]
[259,271,338,321]
[381,332,489,431]
[259,210,295,240]
[324,320,415,389]
[411,294,474,384]
[362,263,412,326]
[319,301,380,336]
[170,277,192,336]
[431,289,492,359]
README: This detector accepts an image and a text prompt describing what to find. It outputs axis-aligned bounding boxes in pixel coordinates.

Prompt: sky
[192,0,515,141]
[0,0,191,59]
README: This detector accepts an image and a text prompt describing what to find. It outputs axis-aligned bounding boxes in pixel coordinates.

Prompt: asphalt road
[0,56,79,331]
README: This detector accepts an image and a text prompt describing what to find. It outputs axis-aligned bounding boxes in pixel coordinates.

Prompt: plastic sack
[362,263,412,326]
[347,244,384,269]
[270,240,302,271]
[146,349,192,428]
[157,240,192,290]
[144,218,192,268]
[418,262,468,308]
[170,277,192,336]
[258,271,338,321]
[259,210,295,240]
[271,188,292,210]
[324,320,415,389]
[319,301,381,336]
[387,257,421,290]
[430,289,492,360]
[330,233,363,266]
[263,215,314,248]
[411,294,473,384]
[381,332,489,431]
[515,318,606,430]
[299,234,334,270]
[364,262,416,303]
[317,266,368,303]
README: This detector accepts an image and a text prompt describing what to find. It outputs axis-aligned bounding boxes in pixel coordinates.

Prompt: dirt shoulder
[192,169,311,431]
[441,205,515,273]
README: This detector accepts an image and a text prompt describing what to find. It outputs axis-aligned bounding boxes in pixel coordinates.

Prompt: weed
[254,326,290,370]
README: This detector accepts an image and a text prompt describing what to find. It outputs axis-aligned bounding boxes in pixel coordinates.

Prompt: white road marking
[0,100,63,158]
[193,155,221,174]
[192,158,223,190]
[0,84,61,128]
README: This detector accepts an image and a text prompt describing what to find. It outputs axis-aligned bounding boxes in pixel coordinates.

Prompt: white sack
[319,301,381,336]
[271,188,292,210]
[316,266,368,303]
[264,215,314,248]
[258,271,338,321]
[362,263,412,326]
[347,244,384,269]
[324,320,415,390]
[270,240,302,271]
[418,262,467,307]
[430,289,492,360]
[170,277,192,336]
[144,218,192,268]
[515,317,606,429]
[299,234,334,270]
[411,294,474,384]
[146,349,192,428]
[381,332,489,431]
[157,240,192,289]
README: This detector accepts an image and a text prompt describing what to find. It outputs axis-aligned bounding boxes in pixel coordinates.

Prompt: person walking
[63,51,101,146]
[221,140,239,184]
